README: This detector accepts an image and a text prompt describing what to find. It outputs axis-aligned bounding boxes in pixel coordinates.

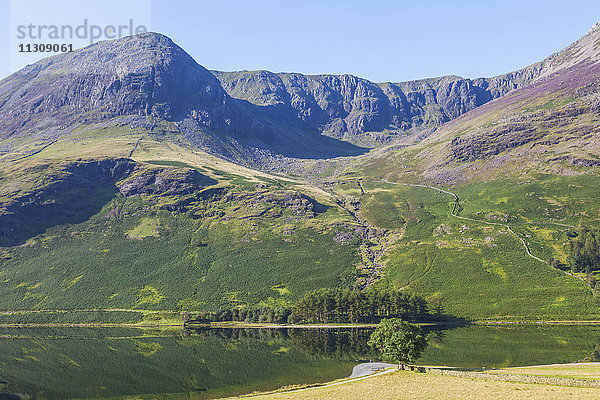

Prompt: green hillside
[331,180,600,320]
[3,26,600,322]
[0,131,361,312]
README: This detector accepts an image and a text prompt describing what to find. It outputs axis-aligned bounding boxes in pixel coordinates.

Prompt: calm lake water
[1,325,600,399]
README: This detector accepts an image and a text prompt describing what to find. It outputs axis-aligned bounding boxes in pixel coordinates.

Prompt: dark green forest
[188,289,434,325]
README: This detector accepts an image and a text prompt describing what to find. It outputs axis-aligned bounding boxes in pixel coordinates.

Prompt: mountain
[360,21,600,184]
[0,33,365,163]
[0,34,367,311]
[1,25,600,321]
[0,31,559,166]
[0,34,232,135]
[212,66,543,147]
[213,23,600,149]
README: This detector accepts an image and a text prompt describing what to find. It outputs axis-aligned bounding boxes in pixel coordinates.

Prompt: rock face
[210,21,600,151]
[212,64,547,145]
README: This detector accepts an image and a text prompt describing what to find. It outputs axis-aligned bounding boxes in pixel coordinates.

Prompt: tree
[367,318,427,370]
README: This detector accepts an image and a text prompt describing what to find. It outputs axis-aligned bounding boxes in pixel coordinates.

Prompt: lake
[1,325,600,399]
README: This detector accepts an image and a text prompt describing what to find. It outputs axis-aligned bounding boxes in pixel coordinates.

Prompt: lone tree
[367,318,427,370]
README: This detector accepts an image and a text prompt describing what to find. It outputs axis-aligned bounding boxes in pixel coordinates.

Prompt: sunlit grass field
[492,363,600,380]
[237,368,600,400]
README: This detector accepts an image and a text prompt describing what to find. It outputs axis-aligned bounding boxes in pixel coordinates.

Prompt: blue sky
[1,0,600,82]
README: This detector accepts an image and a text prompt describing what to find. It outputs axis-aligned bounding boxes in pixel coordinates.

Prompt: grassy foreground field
[232,367,600,400]
[492,363,600,380]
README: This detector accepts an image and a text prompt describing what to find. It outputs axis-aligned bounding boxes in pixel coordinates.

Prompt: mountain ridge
[210,45,553,145]
[211,64,544,146]
[0,32,369,163]
[211,21,600,149]
[1,26,587,160]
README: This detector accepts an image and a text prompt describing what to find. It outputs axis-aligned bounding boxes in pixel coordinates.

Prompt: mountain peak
[541,21,600,76]
[0,32,229,138]
[24,32,194,75]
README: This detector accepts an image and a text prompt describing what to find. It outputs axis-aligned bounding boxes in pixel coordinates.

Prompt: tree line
[290,288,430,323]
[186,288,435,325]
[552,226,600,296]
[188,304,292,324]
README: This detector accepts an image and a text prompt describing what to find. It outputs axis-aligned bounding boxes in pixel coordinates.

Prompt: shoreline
[0,322,184,328]
[1,319,600,328]
[473,320,600,325]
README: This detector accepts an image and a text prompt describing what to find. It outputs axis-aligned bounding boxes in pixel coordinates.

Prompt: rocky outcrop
[118,167,216,197]
[221,189,322,220]
[212,62,548,145]
[549,155,600,167]
[450,123,541,162]
[0,158,216,245]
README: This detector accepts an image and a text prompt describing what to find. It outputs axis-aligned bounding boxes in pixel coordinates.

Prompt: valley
[1,23,600,327]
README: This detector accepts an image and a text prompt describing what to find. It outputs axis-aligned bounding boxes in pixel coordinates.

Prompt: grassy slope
[0,126,360,311]
[333,181,599,319]
[0,207,358,310]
